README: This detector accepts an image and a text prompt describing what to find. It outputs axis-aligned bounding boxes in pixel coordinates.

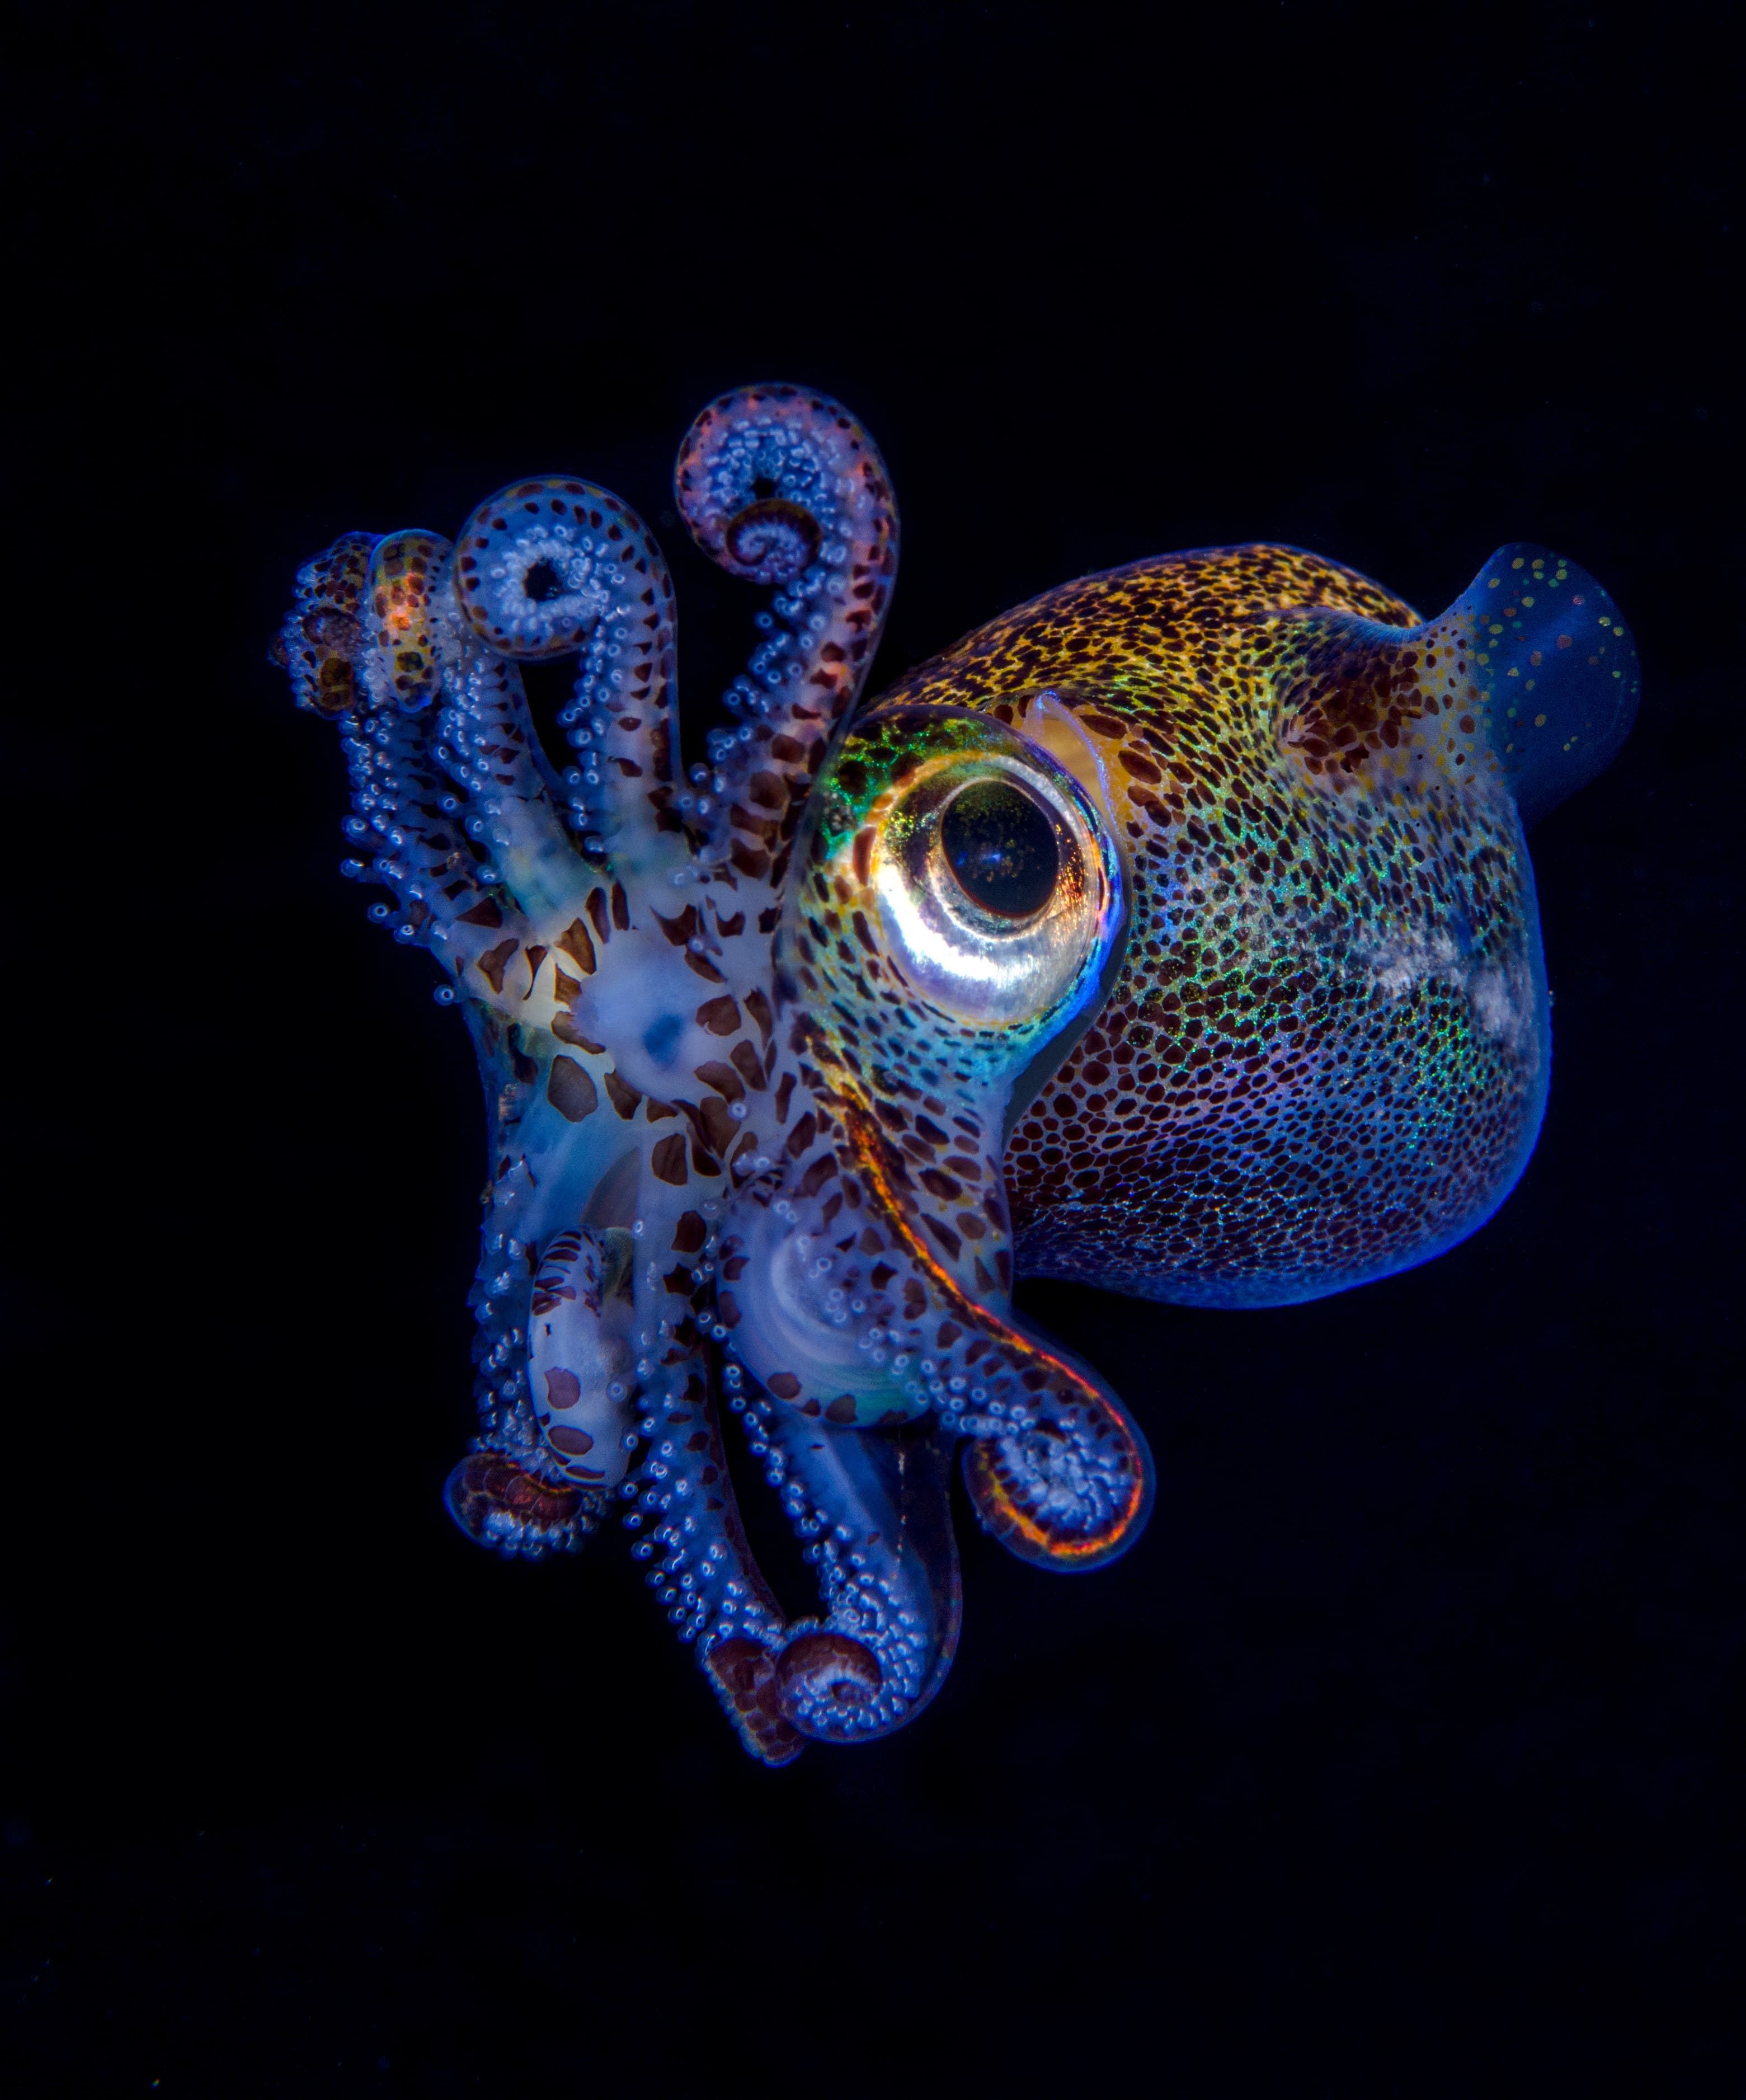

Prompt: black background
[7,2,1743,2091]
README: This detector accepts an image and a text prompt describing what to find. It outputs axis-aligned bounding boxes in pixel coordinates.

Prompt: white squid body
[526,1227,637,1490]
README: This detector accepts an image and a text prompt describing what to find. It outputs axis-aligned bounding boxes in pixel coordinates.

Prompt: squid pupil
[524,560,564,603]
[751,476,776,499]
[941,780,1058,919]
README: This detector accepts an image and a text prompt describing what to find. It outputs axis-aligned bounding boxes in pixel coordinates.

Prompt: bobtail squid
[273,384,1640,1762]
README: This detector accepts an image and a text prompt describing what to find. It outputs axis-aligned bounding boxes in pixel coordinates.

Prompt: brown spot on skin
[604,1070,643,1119]
[699,1097,738,1158]
[825,1397,858,1424]
[695,1060,745,1101]
[651,1133,689,1186]
[547,1056,599,1122]
[556,917,597,975]
[654,905,699,946]
[547,1425,595,1458]
[744,989,775,1043]
[798,1154,837,1197]
[768,1373,801,1399]
[544,1369,582,1411]
[696,995,741,1035]
[477,939,519,994]
[730,1041,766,1091]
[552,1013,605,1053]
[718,1289,741,1327]
[458,898,503,928]
[685,951,727,984]
[672,1211,707,1254]
[586,889,611,943]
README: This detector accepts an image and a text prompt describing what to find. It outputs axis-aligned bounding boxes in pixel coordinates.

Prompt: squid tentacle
[696,1376,961,1755]
[619,1335,787,1648]
[274,528,547,1014]
[430,649,573,909]
[277,383,1152,1761]
[726,1091,1154,1568]
[450,476,684,883]
[675,384,898,892]
[752,1401,961,1743]
[599,1200,815,1758]
[840,1103,1153,1567]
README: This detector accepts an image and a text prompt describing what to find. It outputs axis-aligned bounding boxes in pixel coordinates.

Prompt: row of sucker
[273,387,952,1762]
[674,386,898,899]
[449,475,684,874]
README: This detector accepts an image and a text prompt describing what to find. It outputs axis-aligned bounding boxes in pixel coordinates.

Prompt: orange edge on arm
[840,1102,1148,1560]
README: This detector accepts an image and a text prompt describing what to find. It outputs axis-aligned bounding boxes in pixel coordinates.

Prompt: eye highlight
[941,779,1060,919]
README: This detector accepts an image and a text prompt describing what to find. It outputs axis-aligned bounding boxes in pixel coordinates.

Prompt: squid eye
[817,711,1123,1033]
[940,780,1059,919]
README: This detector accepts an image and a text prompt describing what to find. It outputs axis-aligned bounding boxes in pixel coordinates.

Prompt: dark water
[8,3,1742,2090]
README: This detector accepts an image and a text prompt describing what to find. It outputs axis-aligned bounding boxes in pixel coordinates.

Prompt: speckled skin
[274,386,1637,1762]
[877,545,1626,1307]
